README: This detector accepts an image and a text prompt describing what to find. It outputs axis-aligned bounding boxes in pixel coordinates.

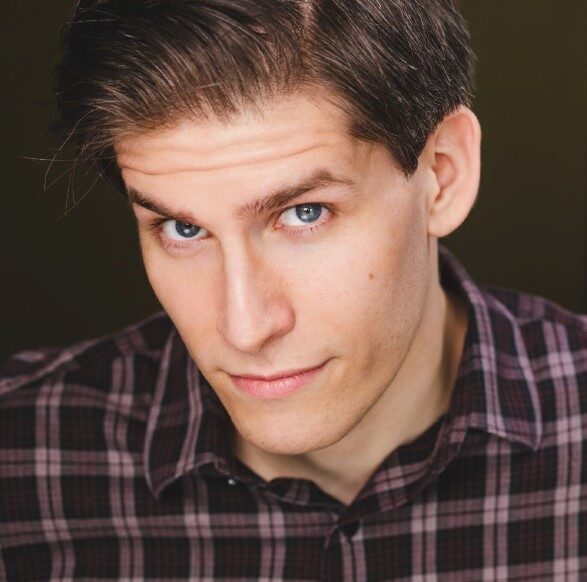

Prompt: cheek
[318,251,418,347]
[140,245,219,339]
[307,199,428,355]
[271,192,426,341]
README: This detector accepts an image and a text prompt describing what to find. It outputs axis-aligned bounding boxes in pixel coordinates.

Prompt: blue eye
[163,220,207,241]
[175,222,199,238]
[280,204,325,226]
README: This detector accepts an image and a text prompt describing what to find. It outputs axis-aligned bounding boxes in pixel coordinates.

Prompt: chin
[235,414,349,456]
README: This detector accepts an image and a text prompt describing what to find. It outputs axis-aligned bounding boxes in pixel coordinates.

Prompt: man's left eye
[279,204,326,226]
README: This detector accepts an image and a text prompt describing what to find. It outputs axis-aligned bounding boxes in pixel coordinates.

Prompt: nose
[216,243,295,354]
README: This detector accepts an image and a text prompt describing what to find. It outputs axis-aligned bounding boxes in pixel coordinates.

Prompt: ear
[424,106,481,238]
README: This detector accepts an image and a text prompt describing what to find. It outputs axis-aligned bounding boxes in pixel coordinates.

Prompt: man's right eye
[162,220,208,241]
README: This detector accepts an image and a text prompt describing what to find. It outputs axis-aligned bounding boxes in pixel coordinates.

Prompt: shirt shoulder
[484,285,587,359]
[484,284,587,330]
[484,285,587,426]
[0,311,174,407]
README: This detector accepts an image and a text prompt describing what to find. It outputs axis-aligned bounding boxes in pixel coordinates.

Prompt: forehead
[114,90,371,179]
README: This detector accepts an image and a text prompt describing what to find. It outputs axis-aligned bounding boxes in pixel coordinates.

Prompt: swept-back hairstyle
[53,0,475,192]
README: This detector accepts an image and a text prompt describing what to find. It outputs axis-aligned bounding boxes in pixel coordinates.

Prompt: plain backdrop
[1,0,586,360]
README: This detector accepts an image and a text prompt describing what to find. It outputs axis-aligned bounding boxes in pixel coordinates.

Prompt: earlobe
[426,106,482,238]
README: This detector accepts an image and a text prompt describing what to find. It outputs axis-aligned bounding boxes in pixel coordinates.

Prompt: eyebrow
[126,168,356,225]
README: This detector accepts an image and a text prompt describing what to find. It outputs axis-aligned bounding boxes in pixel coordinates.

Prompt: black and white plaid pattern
[1,244,586,581]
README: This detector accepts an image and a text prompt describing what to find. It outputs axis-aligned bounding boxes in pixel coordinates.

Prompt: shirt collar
[438,244,542,451]
[144,243,543,498]
[143,328,233,498]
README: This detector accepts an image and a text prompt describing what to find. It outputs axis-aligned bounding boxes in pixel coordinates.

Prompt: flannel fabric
[1,244,586,581]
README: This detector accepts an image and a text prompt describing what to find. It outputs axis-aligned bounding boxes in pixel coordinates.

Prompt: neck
[232,258,469,506]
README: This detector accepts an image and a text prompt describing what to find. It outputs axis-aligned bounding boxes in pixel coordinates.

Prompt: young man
[1,1,585,580]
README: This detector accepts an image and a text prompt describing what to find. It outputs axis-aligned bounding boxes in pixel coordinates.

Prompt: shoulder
[484,285,587,434]
[0,312,178,549]
[484,284,587,329]
[484,285,587,359]
[0,311,175,422]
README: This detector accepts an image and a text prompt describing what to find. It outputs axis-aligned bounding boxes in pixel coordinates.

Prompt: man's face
[117,91,434,456]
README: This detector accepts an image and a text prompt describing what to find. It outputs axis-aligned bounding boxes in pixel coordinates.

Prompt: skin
[116,90,481,505]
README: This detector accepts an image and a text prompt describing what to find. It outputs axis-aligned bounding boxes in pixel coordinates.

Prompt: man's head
[54,0,481,456]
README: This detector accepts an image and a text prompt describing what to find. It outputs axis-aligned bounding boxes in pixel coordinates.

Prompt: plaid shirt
[1,244,586,581]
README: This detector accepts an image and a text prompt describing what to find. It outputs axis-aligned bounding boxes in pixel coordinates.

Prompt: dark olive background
[1,1,586,360]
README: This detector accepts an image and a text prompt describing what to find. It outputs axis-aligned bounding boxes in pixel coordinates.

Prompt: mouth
[228,360,329,399]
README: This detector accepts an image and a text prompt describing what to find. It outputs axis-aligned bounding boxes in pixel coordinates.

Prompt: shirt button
[340,521,360,538]
[227,478,237,486]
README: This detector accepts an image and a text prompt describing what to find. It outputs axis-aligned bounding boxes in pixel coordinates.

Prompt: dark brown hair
[53,0,475,192]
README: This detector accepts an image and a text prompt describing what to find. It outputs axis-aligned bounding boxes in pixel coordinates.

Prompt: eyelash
[145,203,335,253]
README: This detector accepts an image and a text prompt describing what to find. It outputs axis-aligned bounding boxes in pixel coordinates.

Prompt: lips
[228,361,328,398]
[231,364,322,381]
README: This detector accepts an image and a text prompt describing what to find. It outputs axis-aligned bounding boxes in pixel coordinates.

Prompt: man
[0,0,585,580]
